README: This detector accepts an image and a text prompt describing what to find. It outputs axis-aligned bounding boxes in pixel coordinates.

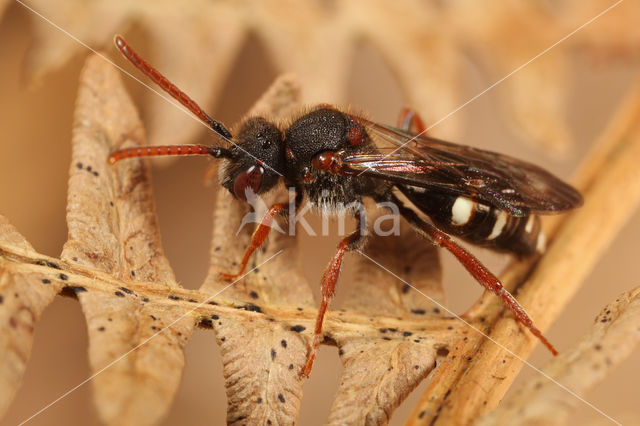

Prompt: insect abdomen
[400,188,545,256]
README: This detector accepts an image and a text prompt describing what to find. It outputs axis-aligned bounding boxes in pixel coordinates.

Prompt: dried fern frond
[1,44,640,424]
[0,54,460,425]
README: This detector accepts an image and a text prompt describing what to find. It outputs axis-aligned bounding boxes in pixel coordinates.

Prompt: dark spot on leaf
[271,349,277,360]
[281,339,287,348]
[109,201,114,207]
[436,347,450,357]
[278,394,285,403]
[249,291,259,299]
[414,365,419,369]
[199,318,213,328]
[339,349,344,356]
[411,309,426,315]
[382,337,391,341]
[214,246,221,252]
[401,283,410,294]
[37,260,60,269]
[419,410,426,419]
[142,297,149,302]
[220,337,226,342]
[212,315,219,320]
[168,295,181,301]
[92,171,99,177]
[130,270,135,277]
[86,165,92,172]
[236,303,262,313]
[151,326,158,331]
[114,291,125,297]
[433,307,441,314]
[289,364,294,370]
[41,279,51,284]
[480,316,486,323]
[119,287,133,294]
[595,344,602,350]
[150,315,157,320]
[0,294,3,304]
[108,318,112,322]
[76,162,83,169]
[447,325,454,330]
[257,397,262,404]
[267,420,272,425]
[208,301,218,305]
[290,325,306,333]
[414,339,420,343]
[59,273,68,281]
[98,326,105,332]
[72,286,87,294]
[297,307,303,311]
[379,328,388,333]
[388,328,397,332]
[403,331,413,337]
[188,299,198,303]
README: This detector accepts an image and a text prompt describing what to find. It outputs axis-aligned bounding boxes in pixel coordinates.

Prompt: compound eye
[233,165,264,201]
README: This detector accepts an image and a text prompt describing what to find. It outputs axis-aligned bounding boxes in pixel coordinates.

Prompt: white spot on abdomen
[525,215,535,233]
[536,231,547,252]
[488,211,507,240]
[451,197,475,225]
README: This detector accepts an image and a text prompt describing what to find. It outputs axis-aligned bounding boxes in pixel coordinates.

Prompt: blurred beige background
[1,2,639,425]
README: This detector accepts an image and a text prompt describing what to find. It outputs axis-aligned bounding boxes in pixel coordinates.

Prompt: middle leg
[301,211,366,377]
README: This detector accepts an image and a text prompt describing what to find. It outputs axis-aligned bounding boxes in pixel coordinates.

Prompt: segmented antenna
[114,35,232,140]
[108,145,232,165]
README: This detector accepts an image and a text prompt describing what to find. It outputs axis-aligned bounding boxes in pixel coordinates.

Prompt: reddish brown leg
[301,213,365,377]
[392,195,558,356]
[219,203,287,281]
[397,107,427,134]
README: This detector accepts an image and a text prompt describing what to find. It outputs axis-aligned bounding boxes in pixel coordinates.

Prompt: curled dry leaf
[15,0,640,153]
[477,286,640,426]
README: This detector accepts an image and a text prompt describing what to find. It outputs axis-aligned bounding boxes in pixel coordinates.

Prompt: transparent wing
[342,116,582,216]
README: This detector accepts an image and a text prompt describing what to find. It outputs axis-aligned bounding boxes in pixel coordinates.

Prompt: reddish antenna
[108,35,233,164]
[114,35,232,140]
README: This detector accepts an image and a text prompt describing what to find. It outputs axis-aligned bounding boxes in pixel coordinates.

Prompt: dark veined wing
[342,116,583,216]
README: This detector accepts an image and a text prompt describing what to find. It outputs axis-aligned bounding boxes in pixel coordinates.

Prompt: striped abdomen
[400,188,545,256]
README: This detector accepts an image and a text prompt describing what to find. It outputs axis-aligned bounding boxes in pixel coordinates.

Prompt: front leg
[302,211,367,377]
[220,187,303,281]
[219,203,288,281]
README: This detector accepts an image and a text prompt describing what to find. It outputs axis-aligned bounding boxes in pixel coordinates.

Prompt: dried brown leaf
[0,52,453,425]
[478,286,640,426]
[61,54,195,426]
[0,218,60,418]
[19,0,640,153]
